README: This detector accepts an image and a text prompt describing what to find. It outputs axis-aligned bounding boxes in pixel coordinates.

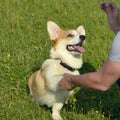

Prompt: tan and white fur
[28,21,86,120]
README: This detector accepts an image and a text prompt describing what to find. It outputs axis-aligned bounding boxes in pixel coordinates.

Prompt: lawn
[0,0,120,120]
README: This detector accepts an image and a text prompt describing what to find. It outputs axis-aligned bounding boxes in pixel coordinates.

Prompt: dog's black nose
[79,35,85,41]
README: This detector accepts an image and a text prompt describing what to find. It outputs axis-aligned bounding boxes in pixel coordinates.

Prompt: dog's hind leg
[52,103,63,120]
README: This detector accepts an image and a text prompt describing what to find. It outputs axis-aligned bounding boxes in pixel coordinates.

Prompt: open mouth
[66,42,85,53]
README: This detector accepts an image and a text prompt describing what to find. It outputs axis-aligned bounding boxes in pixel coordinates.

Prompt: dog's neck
[50,48,83,69]
[60,61,76,72]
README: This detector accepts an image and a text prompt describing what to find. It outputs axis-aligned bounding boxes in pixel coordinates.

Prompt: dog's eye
[67,34,74,38]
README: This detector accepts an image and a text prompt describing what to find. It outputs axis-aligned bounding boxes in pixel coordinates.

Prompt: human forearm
[70,72,108,91]
[59,71,107,91]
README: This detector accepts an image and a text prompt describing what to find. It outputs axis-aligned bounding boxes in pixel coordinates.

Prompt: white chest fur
[42,59,79,91]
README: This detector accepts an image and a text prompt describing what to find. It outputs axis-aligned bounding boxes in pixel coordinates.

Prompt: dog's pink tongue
[74,46,85,53]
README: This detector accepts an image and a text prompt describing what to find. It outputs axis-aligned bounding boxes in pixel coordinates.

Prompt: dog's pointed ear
[47,21,60,40]
[77,25,85,35]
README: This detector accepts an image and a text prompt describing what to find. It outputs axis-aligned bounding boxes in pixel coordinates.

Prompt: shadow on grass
[64,62,120,120]
[31,65,40,73]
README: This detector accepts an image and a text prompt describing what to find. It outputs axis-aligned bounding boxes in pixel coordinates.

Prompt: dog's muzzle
[66,35,86,53]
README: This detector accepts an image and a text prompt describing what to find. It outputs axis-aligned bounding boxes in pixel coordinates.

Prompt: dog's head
[47,21,85,59]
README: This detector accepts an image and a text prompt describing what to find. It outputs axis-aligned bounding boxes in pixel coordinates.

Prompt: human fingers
[100,2,107,12]
[59,75,68,90]
[59,78,71,91]
[109,2,118,11]
[101,2,118,15]
[104,3,113,15]
[59,75,74,91]
[100,2,113,15]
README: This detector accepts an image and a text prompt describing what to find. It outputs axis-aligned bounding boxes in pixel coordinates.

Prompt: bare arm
[59,59,120,91]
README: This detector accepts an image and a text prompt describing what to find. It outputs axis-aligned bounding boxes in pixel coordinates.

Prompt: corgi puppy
[28,21,86,120]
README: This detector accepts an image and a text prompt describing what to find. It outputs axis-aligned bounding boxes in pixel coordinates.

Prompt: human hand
[100,2,120,34]
[59,74,75,91]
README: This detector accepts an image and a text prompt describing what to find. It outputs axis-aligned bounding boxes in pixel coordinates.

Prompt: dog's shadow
[64,62,120,120]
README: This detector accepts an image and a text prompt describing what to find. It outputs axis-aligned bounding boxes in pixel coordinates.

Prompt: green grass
[0,0,120,120]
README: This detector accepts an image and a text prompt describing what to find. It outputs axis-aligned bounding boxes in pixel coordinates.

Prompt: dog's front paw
[52,112,63,120]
